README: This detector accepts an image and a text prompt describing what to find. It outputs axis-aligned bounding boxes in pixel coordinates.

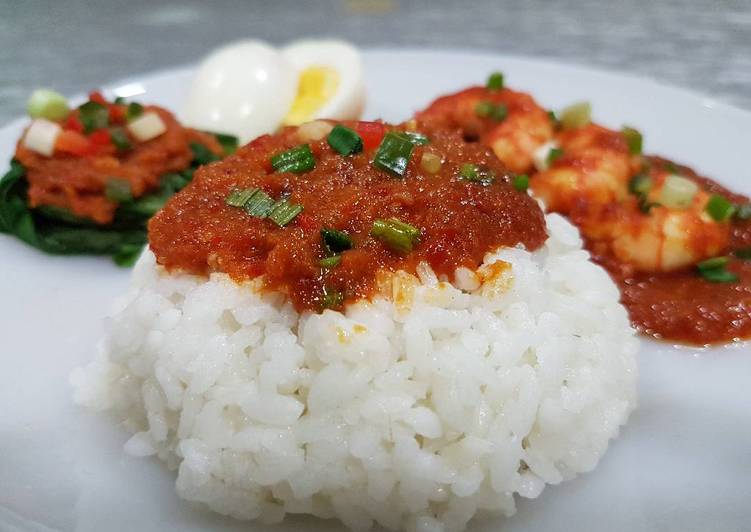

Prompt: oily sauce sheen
[149,122,547,311]
[593,158,751,345]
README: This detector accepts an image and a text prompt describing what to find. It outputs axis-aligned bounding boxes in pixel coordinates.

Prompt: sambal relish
[149,120,547,311]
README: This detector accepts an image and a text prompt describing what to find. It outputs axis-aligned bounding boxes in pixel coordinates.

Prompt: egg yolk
[283,66,340,125]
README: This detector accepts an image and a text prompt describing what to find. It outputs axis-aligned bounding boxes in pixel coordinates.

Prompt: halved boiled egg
[182,39,365,144]
[182,40,297,143]
[281,39,365,126]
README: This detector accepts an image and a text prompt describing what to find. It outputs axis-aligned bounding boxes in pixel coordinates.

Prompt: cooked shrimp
[416,86,553,174]
[531,124,730,272]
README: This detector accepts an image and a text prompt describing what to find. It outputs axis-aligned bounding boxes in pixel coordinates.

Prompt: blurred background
[2,0,750,122]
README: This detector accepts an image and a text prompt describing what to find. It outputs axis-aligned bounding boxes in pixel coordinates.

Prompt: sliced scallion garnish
[373,131,415,177]
[560,101,591,130]
[78,101,109,133]
[486,71,504,90]
[27,89,70,121]
[110,127,131,151]
[513,174,529,191]
[244,189,276,217]
[660,175,698,209]
[546,147,564,166]
[629,174,652,196]
[268,198,303,226]
[735,203,751,221]
[697,256,738,283]
[225,188,258,207]
[319,255,342,269]
[104,178,132,202]
[459,163,495,185]
[126,102,144,122]
[475,101,507,121]
[371,218,421,254]
[271,144,315,174]
[622,126,643,155]
[403,131,430,146]
[321,286,344,309]
[734,247,751,260]
[705,194,736,222]
[321,228,353,255]
[327,124,363,156]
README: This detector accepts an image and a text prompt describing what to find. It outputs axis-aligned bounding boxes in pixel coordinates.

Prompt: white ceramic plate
[1,49,750,532]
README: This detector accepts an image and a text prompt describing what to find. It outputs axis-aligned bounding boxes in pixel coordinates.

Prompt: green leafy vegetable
[0,137,225,265]
[190,142,220,165]
[105,178,133,202]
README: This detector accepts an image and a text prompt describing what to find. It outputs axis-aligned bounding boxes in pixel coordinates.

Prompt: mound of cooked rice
[72,213,638,532]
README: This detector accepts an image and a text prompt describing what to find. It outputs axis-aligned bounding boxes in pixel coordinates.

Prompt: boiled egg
[182,39,365,144]
[182,40,297,143]
[281,39,365,126]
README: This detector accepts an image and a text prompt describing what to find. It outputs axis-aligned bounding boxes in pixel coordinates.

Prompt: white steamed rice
[72,213,638,532]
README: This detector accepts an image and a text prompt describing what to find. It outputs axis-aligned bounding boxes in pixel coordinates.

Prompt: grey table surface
[2,0,749,125]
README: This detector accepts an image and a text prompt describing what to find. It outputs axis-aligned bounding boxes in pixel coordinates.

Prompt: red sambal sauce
[593,157,751,346]
[14,91,221,224]
[149,121,547,312]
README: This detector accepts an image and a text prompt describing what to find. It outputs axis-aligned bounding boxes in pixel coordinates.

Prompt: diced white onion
[297,120,334,142]
[560,101,591,130]
[23,118,62,157]
[659,174,698,209]
[533,140,559,172]
[127,112,167,142]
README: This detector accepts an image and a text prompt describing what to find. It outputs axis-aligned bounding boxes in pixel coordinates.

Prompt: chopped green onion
[629,174,652,196]
[700,268,738,283]
[225,188,258,207]
[321,286,344,309]
[113,96,127,105]
[214,132,239,155]
[78,101,109,133]
[371,218,421,254]
[475,101,494,118]
[110,127,132,151]
[560,101,591,130]
[126,102,144,122]
[697,256,738,283]
[622,126,643,155]
[547,110,558,124]
[734,247,751,260]
[268,198,303,227]
[458,163,495,185]
[664,161,680,174]
[190,142,220,165]
[403,131,430,146]
[319,255,342,269]
[373,131,415,177]
[705,194,736,222]
[271,144,315,174]
[104,178,132,202]
[486,71,505,90]
[321,228,353,255]
[638,197,661,213]
[475,101,507,121]
[735,203,751,221]
[244,189,276,217]
[420,152,442,174]
[546,147,564,166]
[27,89,70,121]
[327,124,363,155]
[660,175,698,209]
[513,174,529,192]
